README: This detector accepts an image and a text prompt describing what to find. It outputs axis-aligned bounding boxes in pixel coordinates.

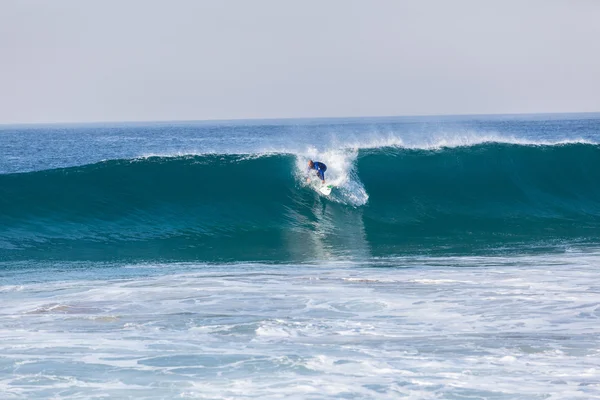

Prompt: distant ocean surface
[2,114,600,398]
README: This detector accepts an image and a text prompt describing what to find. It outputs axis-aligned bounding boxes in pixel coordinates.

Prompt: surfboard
[319,184,333,196]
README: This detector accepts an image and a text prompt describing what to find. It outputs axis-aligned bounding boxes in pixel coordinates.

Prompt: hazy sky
[1,0,599,123]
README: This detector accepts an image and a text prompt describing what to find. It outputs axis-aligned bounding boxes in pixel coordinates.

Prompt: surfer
[307,160,327,184]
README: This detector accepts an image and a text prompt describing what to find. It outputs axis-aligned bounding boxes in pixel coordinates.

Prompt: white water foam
[2,254,600,399]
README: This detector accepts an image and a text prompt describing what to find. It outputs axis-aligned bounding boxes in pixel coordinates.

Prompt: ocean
[1,114,600,398]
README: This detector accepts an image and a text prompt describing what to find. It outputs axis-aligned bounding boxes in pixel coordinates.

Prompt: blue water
[1,114,600,398]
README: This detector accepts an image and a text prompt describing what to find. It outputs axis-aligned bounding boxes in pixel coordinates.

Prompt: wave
[2,142,600,261]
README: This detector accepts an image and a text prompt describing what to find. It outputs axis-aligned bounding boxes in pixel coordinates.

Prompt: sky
[1,0,599,124]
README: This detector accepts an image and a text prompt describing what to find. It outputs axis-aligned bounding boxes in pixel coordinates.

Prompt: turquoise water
[2,143,600,261]
[1,114,600,398]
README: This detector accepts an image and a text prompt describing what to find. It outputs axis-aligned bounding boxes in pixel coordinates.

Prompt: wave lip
[1,142,600,261]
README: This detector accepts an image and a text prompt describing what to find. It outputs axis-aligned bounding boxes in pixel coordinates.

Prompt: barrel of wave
[294,149,369,206]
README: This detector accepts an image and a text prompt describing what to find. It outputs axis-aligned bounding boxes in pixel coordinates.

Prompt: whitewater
[2,114,600,399]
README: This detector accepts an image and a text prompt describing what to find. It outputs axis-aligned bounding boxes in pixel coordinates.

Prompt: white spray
[295,147,369,207]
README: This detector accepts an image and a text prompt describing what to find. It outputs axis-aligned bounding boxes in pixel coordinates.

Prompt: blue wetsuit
[309,162,327,181]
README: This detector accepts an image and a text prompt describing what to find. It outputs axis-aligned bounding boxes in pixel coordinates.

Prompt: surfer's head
[307,160,314,168]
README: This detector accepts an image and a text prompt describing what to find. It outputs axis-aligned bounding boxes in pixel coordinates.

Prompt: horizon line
[1,110,599,128]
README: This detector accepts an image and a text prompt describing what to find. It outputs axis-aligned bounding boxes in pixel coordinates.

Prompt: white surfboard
[319,184,333,196]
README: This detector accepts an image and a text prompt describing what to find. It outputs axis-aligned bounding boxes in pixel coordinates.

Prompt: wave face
[2,143,600,261]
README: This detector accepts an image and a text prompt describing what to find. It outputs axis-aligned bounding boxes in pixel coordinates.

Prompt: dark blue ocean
[2,114,600,398]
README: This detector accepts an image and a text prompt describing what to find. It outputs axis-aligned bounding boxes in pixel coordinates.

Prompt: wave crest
[2,142,600,261]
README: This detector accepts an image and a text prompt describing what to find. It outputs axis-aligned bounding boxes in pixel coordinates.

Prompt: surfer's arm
[306,167,313,183]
